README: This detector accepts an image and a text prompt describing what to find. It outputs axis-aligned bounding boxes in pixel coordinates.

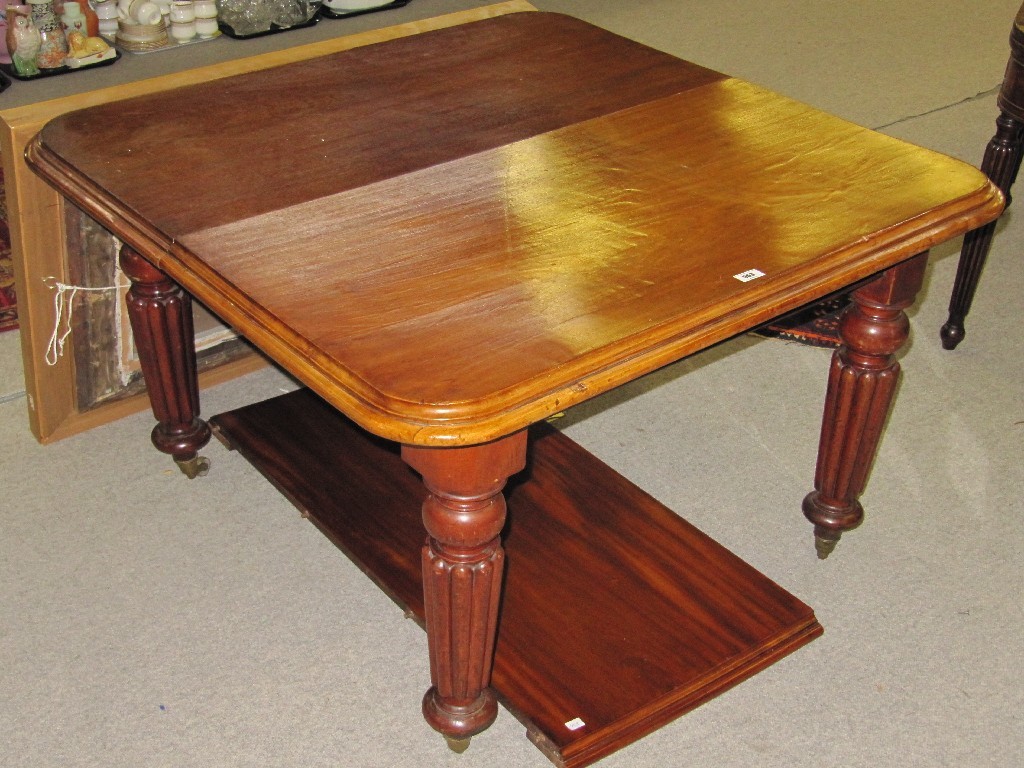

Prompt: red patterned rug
[0,167,16,333]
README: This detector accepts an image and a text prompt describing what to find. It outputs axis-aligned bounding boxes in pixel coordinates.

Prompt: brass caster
[175,455,210,479]
[444,735,471,754]
[814,533,839,560]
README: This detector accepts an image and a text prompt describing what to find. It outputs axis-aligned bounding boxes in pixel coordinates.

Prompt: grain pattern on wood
[27,13,1002,446]
[174,81,999,445]
[210,389,822,768]
[34,13,723,236]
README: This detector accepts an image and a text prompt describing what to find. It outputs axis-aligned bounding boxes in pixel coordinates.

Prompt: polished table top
[27,11,1001,446]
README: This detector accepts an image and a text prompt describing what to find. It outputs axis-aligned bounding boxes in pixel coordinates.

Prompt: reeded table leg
[942,112,1023,349]
[120,245,211,478]
[803,253,928,558]
[402,431,528,751]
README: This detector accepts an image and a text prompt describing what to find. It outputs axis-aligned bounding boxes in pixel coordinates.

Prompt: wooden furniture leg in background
[942,113,1023,349]
[119,245,211,478]
[402,431,528,752]
[942,4,1024,349]
[803,253,928,559]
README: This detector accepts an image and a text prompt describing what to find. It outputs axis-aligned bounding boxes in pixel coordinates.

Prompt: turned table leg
[402,431,528,752]
[941,112,1023,349]
[803,253,928,559]
[119,245,211,478]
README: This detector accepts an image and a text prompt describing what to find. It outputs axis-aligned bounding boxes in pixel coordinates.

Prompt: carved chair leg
[402,431,528,750]
[941,112,1024,349]
[119,245,211,478]
[803,253,928,558]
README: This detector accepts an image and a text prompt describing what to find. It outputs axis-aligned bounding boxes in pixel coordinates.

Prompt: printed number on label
[733,268,766,282]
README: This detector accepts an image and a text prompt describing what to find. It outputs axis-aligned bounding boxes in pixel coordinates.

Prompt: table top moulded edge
[0,0,538,443]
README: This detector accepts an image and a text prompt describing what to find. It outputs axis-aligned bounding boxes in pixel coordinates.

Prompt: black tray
[0,50,121,81]
[319,0,410,20]
[217,13,319,39]
[0,70,10,93]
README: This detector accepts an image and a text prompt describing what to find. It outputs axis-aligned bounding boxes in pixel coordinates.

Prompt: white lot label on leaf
[733,268,766,282]
[564,717,586,731]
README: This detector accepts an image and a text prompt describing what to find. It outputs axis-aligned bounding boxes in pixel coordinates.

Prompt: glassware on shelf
[217,0,320,37]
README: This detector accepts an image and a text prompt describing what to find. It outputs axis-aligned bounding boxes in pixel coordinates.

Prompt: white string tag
[44,276,123,366]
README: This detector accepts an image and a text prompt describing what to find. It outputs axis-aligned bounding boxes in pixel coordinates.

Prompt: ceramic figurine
[64,27,113,65]
[60,0,86,33]
[28,0,68,69]
[6,5,41,75]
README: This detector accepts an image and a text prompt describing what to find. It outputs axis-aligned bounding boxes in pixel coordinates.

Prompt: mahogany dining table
[26,10,1001,767]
